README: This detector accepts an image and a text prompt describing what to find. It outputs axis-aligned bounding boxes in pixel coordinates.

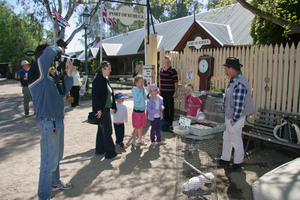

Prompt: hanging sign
[107,6,145,26]
[187,36,211,49]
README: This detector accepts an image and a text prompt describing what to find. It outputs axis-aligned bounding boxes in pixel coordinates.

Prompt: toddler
[111,92,128,149]
[147,84,166,145]
[182,84,202,152]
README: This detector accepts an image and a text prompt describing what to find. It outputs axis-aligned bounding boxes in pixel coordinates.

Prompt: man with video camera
[28,42,74,200]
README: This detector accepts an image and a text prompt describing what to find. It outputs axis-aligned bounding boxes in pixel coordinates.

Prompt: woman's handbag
[65,94,74,103]
[88,111,101,125]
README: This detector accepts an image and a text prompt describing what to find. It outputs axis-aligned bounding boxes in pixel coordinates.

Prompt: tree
[158,0,202,20]
[206,0,300,35]
[0,2,45,67]
[249,0,300,45]
[206,0,300,45]
[18,0,102,47]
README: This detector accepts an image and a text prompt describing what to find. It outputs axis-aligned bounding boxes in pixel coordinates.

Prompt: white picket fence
[159,42,300,115]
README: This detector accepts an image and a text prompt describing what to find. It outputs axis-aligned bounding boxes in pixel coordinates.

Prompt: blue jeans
[37,118,64,200]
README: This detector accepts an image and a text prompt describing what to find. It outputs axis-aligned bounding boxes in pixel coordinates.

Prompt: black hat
[223,57,243,69]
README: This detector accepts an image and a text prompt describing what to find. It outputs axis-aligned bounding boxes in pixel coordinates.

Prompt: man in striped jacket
[159,56,178,131]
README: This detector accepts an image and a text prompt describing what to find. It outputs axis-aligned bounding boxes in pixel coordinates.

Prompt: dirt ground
[0,78,299,200]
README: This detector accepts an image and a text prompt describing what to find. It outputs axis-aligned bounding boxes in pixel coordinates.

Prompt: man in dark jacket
[28,44,73,200]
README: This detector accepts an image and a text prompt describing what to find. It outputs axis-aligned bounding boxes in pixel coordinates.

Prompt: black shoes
[216,158,242,172]
[216,158,230,167]
[229,164,242,172]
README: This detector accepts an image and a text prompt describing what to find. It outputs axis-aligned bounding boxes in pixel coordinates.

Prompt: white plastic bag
[196,108,205,123]
[182,172,214,190]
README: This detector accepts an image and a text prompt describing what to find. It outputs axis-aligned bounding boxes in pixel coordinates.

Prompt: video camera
[54,54,81,75]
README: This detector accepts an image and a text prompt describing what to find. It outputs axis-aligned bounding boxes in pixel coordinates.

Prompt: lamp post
[81,7,91,76]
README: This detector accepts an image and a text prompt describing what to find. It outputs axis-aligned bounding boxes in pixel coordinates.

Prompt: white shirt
[111,102,128,123]
[154,99,160,118]
[72,70,82,86]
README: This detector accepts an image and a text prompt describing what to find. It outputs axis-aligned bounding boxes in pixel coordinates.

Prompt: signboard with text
[186,71,193,79]
[79,75,88,96]
[187,36,211,49]
[107,6,145,26]
[142,65,154,86]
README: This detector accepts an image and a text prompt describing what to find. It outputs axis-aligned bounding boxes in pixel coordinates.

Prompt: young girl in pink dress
[184,84,202,117]
[182,84,202,152]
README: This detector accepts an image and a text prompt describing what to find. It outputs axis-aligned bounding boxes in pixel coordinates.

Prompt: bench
[243,108,300,151]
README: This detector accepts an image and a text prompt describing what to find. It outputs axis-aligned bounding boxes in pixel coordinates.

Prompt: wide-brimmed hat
[148,84,158,92]
[21,60,29,66]
[223,57,243,69]
[115,92,125,99]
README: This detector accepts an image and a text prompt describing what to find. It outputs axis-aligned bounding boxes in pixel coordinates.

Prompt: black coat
[92,75,116,112]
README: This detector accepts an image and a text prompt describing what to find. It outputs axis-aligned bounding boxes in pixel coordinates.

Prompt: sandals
[157,141,166,145]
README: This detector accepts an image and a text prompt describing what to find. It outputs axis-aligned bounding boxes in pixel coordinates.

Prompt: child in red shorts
[131,75,148,146]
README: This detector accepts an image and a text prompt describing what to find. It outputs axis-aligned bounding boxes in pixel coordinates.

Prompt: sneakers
[181,144,190,152]
[138,139,147,145]
[132,139,147,146]
[132,140,138,146]
[52,182,72,191]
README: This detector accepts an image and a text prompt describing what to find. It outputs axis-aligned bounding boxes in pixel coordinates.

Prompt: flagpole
[144,6,147,65]
[100,1,103,63]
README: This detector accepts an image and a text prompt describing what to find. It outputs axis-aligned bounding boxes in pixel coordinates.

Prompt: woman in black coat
[92,61,118,159]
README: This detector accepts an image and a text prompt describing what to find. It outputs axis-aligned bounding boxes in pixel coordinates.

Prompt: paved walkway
[0,78,298,200]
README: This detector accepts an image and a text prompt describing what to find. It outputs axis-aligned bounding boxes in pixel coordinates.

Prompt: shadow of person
[142,119,151,136]
[119,146,143,175]
[55,149,114,198]
[224,167,252,200]
[137,144,161,170]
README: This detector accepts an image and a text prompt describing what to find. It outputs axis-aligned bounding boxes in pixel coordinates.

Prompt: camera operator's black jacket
[92,74,116,112]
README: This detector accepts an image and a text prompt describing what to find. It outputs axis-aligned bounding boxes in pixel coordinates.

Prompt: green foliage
[0,2,46,68]
[90,59,100,72]
[210,81,225,93]
[250,0,300,45]
[207,0,235,10]
[205,0,300,45]
[128,78,134,82]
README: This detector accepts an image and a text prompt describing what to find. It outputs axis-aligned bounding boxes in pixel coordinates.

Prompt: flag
[102,6,117,26]
[52,8,70,28]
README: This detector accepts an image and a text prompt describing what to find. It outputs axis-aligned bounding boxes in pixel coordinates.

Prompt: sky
[8,0,208,54]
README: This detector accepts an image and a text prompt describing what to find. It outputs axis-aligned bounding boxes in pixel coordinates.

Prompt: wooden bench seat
[243,108,300,151]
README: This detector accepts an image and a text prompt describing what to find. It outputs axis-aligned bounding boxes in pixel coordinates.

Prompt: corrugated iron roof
[197,21,232,46]
[89,3,254,57]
